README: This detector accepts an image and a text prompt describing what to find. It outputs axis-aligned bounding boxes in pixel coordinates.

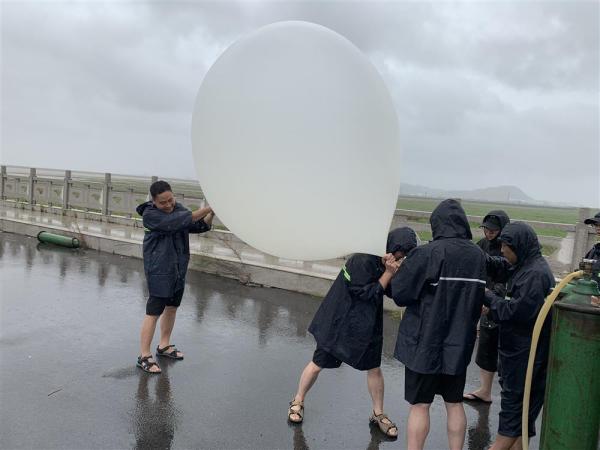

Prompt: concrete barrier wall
[1,164,597,279]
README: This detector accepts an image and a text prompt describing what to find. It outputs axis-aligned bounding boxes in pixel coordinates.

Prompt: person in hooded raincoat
[583,212,600,292]
[136,180,213,374]
[584,211,600,261]
[464,210,510,405]
[583,212,600,289]
[390,199,486,450]
[484,222,555,450]
[287,227,418,439]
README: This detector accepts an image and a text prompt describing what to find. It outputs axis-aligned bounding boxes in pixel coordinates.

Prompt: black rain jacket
[585,243,600,260]
[585,244,600,285]
[391,199,486,375]
[477,210,510,324]
[308,227,417,368]
[485,222,555,393]
[137,201,211,298]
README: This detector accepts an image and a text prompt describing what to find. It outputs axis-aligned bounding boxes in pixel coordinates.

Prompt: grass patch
[531,227,567,238]
[417,231,432,242]
[397,197,578,224]
[541,245,558,256]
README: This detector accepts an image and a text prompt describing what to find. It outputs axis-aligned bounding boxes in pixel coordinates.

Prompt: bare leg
[407,403,431,450]
[158,306,183,358]
[490,434,520,450]
[289,362,322,421]
[140,314,159,356]
[445,402,466,450]
[465,368,494,402]
[367,368,385,414]
[510,436,524,450]
[367,368,398,437]
[139,314,161,373]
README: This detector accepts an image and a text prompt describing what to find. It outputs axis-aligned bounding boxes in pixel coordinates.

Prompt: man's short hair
[150,180,172,199]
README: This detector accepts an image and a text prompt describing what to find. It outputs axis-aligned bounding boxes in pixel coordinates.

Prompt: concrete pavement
[0,231,540,449]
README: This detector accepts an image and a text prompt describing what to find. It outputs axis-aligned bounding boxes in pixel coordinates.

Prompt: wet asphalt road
[0,232,540,449]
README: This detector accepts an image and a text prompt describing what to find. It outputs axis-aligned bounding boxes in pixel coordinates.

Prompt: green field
[397,196,579,240]
[397,197,578,224]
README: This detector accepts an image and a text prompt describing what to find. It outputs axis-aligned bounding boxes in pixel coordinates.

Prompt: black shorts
[312,348,343,369]
[476,321,499,372]
[404,367,466,404]
[312,345,381,371]
[146,289,184,316]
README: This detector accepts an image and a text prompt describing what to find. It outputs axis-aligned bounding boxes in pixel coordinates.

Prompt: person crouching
[287,227,418,439]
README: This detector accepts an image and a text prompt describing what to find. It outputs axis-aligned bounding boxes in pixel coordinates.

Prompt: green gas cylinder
[540,274,600,450]
[37,231,80,248]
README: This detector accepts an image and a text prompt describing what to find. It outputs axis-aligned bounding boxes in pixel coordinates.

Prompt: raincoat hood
[481,210,510,231]
[136,201,152,216]
[386,227,418,255]
[430,199,472,240]
[500,222,541,266]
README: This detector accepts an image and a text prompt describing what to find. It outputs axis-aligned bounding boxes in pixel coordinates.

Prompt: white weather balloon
[191,21,400,261]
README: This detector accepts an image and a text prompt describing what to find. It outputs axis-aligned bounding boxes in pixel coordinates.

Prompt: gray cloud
[1,1,598,206]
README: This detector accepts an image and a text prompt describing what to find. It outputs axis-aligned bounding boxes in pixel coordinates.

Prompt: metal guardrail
[1,165,596,275]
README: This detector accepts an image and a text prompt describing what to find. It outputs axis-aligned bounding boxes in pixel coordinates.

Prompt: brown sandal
[369,411,398,438]
[288,398,304,423]
[136,355,161,374]
[156,344,184,360]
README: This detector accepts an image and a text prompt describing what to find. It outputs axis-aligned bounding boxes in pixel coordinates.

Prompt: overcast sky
[1,1,598,207]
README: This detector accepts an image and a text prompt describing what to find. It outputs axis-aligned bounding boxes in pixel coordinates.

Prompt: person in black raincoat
[584,211,600,261]
[484,222,555,450]
[583,212,600,287]
[464,210,510,405]
[136,180,213,374]
[390,199,486,450]
[287,227,418,439]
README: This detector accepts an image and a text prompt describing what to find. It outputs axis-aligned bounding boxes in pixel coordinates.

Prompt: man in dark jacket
[136,180,213,374]
[485,222,555,450]
[390,199,486,450]
[287,227,418,439]
[464,210,510,404]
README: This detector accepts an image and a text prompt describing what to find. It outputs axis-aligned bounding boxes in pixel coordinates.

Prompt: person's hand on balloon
[192,205,213,224]
[384,254,401,274]
[204,207,215,226]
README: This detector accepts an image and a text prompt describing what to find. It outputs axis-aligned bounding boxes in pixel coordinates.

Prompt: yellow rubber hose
[522,270,583,450]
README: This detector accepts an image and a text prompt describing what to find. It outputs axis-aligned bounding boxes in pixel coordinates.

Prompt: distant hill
[399,184,536,204]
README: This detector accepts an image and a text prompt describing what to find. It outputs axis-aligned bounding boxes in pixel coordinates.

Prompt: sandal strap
[288,404,304,419]
[157,344,176,353]
[372,412,397,430]
[139,358,159,370]
[289,399,304,407]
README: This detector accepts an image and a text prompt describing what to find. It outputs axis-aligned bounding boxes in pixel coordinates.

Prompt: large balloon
[191,21,400,261]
